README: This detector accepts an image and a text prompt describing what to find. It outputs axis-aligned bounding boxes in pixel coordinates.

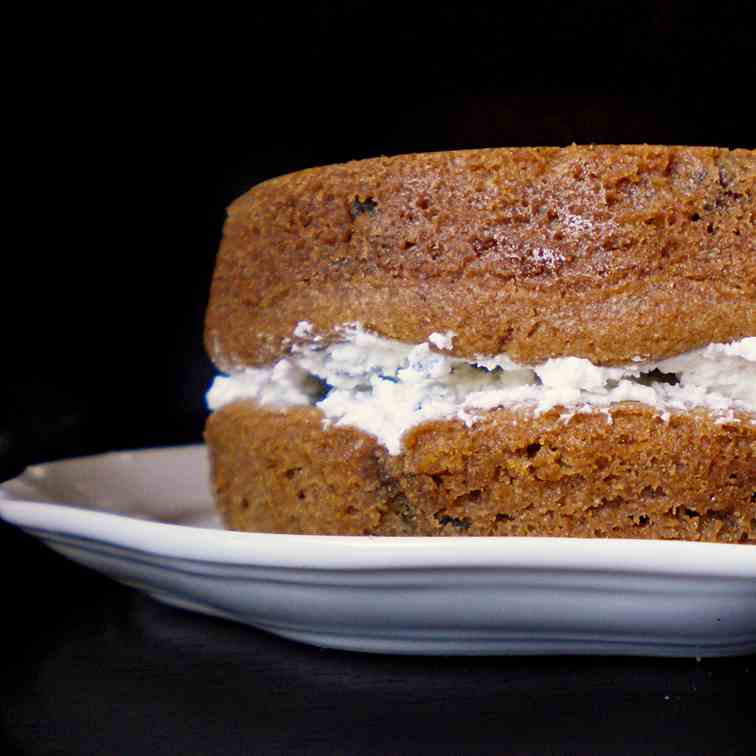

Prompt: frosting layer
[206,323,756,455]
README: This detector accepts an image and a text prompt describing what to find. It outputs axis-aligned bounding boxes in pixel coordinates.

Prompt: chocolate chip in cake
[437,514,472,531]
[350,196,377,218]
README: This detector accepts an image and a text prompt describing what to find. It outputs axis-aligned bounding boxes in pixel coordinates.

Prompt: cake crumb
[429,331,456,350]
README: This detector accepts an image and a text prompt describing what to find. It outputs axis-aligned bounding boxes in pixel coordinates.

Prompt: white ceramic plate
[2,445,756,656]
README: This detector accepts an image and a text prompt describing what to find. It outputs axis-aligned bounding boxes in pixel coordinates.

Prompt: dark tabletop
[4,3,755,753]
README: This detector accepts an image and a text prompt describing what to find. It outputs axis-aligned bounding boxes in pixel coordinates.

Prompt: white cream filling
[207,323,756,455]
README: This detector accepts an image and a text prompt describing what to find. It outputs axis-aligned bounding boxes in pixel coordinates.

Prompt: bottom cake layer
[205,402,756,542]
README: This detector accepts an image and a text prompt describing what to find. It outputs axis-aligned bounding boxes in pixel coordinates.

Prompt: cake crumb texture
[205,144,755,369]
[205,402,756,541]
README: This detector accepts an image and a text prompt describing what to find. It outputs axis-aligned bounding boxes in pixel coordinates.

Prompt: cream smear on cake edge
[206,321,756,455]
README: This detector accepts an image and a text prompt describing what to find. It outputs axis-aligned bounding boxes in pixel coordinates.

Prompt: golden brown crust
[205,402,756,542]
[205,144,755,369]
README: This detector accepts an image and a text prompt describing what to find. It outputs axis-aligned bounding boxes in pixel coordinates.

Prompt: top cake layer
[205,145,755,370]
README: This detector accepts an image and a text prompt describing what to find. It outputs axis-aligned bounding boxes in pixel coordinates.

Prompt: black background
[2,3,755,754]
